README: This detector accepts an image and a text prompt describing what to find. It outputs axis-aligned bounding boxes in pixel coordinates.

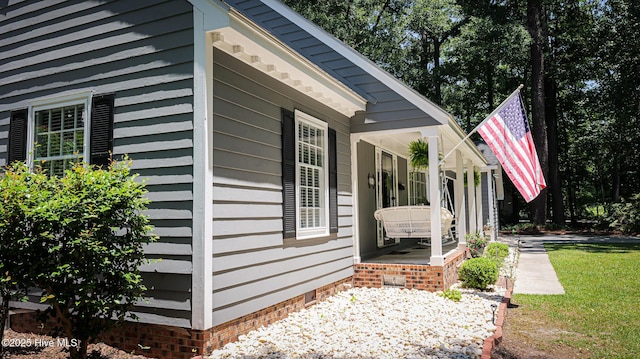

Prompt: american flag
[478,92,546,203]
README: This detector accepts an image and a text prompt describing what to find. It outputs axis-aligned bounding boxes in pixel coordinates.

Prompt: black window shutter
[90,94,115,167]
[8,109,28,164]
[328,128,338,233]
[281,108,296,239]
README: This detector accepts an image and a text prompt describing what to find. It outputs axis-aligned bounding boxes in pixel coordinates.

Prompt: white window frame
[27,92,93,173]
[294,110,329,239]
[409,170,429,205]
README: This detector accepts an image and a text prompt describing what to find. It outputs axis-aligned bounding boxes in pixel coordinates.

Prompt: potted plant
[466,231,488,258]
[408,139,430,170]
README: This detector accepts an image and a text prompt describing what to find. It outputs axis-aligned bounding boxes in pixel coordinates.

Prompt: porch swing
[373,138,456,246]
[373,175,455,246]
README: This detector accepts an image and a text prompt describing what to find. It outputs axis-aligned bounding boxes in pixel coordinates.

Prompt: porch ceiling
[357,124,487,170]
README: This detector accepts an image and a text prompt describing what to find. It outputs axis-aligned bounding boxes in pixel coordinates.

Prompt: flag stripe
[481,116,537,178]
[479,120,537,201]
[480,116,538,195]
[477,92,546,203]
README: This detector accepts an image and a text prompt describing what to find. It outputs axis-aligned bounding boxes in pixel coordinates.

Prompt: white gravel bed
[209,285,506,359]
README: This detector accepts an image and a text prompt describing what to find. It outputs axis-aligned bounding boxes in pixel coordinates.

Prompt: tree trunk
[511,183,521,224]
[612,158,621,202]
[527,0,548,225]
[567,175,577,226]
[433,37,442,105]
[486,50,495,109]
[420,31,431,97]
[545,77,564,225]
[0,294,10,355]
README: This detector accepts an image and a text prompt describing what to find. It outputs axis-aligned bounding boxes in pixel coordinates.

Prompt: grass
[511,242,640,358]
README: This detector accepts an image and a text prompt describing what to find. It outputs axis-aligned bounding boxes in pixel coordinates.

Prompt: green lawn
[513,242,640,358]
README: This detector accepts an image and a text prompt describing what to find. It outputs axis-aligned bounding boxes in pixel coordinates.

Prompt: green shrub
[484,242,510,268]
[0,163,50,354]
[459,257,499,290]
[466,231,487,258]
[439,288,462,302]
[0,159,156,359]
[605,194,640,234]
[503,223,541,234]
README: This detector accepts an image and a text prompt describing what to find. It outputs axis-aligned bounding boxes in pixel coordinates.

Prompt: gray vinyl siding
[356,141,378,260]
[481,173,491,227]
[212,49,353,326]
[0,0,194,327]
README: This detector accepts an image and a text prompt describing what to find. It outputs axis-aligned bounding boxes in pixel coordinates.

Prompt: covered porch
[350,106,501,292]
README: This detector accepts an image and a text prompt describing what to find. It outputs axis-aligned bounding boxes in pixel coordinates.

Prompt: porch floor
[364,239,460,265]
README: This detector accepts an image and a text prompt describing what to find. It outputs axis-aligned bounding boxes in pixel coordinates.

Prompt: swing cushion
[374,206,454,239]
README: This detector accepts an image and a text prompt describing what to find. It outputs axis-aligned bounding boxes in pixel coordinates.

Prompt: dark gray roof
[224,0,449,132]
[475,141,499,166]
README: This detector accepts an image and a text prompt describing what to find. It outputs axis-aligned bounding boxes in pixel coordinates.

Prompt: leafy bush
[439,288,462,302]
[466,231,487,258]
[0,163,50,354]
[483,242,510,268]
[502,223,541,234]
[459,257,499,290]
[605,194,640,234]
[543,223,567,231]
[0,160,156,359]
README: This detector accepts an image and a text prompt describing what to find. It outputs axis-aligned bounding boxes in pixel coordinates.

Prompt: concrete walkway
[511,233,640,295]
[513,236,565,294]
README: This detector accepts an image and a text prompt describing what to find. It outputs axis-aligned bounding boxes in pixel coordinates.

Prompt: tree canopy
[283,0,640,226]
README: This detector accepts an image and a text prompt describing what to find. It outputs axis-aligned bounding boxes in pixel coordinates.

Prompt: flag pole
[439,84,524,165]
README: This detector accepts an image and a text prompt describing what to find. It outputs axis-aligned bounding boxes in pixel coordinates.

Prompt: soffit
[211,8,367,117]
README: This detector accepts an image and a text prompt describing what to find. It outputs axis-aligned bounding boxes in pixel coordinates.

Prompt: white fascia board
[259,0,451,124]
[188,0,231,31]
[352,125,439,138]
[210,9,366,117]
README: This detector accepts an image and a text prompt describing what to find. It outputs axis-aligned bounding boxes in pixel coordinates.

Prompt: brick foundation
[10,312,210,359]
[353,248,467,292]
[9,276,353,358]
[10,254,467,358]
[211,276,352,349]
[443,249,467,289]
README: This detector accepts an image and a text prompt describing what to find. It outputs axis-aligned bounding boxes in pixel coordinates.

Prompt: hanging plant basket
[464,169,481,187]
[408,139,430,170]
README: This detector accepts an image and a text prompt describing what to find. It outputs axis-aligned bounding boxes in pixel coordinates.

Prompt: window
[295,111,329,238]
[409,171,428,205]
[281,108,337,240]
[8,93,114,173]
[32,101,88,176]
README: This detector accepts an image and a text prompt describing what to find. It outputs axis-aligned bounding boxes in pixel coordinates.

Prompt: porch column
[487,168,498,242]
[350,134,362,264]
[455,150,467,248]
[466,160,477,234]
[476,169,484,238]
[428,135,444,266]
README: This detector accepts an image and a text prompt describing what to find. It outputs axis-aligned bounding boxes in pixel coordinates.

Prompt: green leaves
[458,257,499,290]
[0,158,156,359]
[408,139,430,170]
